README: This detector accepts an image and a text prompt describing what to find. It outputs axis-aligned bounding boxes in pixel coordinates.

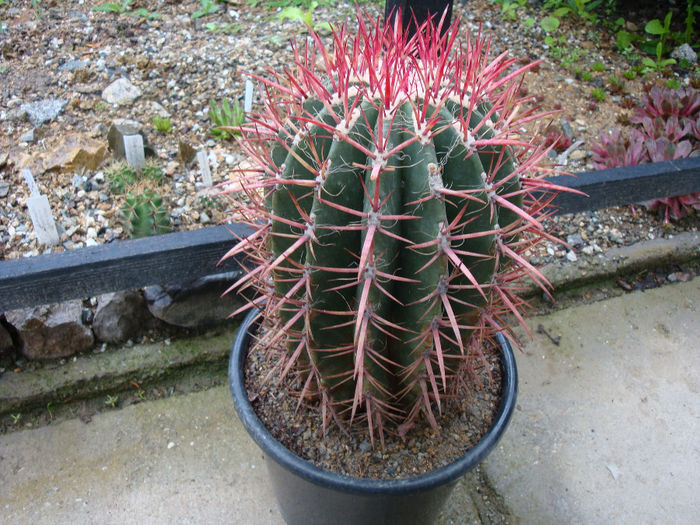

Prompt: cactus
[223,15,566,444]
[121,190,171,238]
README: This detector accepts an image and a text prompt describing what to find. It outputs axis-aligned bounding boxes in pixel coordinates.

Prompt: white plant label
[196,150,212,188]
[22,169,60,246]
[123,134,145,169]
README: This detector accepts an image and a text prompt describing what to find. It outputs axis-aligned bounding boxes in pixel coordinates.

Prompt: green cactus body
[225,17,561,442]
[121,190,171,238]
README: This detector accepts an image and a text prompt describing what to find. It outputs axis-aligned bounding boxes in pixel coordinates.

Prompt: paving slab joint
[464,467,514,524]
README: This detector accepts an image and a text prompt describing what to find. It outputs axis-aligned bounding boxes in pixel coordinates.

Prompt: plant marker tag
[123,134,145,170]
[244,78,254,115]
[196,150,212,188]
[22,169,60,246]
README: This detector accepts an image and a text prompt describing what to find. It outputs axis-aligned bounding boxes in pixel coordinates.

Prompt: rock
[0,182,9,198]
[569,150,587,161]
[93,290,152,344]
[101,77,141,106]
[567,233,584,248]
[5,300,94,360]
[39,132,109,172]
[143,272,247,328]
[609,228,624,244]
[20,98,68,126]
[2,107,28,122]
[0,321,14,355]
[20,128,36,143]
[671,44,697,65]
[58,59,89,72]
[178,139,197,164]
[560,120,574,140]
[107,119,157,159]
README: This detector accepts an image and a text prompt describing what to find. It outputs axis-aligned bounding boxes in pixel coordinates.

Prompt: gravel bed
[0,0,697,265]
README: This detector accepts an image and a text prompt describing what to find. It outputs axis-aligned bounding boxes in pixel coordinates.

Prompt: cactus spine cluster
[224,14,564,443]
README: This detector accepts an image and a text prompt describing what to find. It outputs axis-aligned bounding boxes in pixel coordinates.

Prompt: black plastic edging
[1,157,699,311]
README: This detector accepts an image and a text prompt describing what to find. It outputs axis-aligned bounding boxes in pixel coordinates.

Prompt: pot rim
[229,306,517,496]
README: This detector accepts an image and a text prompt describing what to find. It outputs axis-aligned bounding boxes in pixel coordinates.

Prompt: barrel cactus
[224,14,565,444]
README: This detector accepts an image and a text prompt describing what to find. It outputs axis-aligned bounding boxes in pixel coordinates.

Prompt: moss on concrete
[0,321,240,421]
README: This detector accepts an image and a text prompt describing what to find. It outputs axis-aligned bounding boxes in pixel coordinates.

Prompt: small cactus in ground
[223,14,567,444]
[121,190,171,238]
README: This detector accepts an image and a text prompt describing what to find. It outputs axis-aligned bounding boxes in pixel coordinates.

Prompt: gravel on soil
[244,319,502,479]
[0,0,697,265]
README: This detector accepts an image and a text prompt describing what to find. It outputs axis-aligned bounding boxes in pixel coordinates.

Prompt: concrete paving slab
[486,279,700,524]
[0,387,283,524]
[1,279,697,524]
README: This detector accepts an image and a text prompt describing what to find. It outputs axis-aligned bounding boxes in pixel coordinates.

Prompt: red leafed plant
[221,12,571,444]
[592,86,700,223]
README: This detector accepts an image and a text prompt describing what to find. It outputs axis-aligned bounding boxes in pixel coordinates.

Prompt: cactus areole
[223,13,563,446]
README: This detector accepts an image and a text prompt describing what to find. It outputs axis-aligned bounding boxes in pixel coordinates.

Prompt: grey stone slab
[485,279,700,524]
[0,387,283,525]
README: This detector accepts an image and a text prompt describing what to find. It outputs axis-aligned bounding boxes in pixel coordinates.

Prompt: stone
[566,232,584,248]
[39,132,109,172]
[671,43,697,65]
[107,120,157,160]
[20,98,68,127]
[2,107,28,122]
[93,290,152,344]
[0,321,14,355]
[143,272,247,328]
[58,59,89,72]
[569,149,587,161]
[20,128,36,143]
[101,78,141,106]
[560,120,574,139]
[0,181,9,198]
[5,300,94,360]
[178,140,197,164]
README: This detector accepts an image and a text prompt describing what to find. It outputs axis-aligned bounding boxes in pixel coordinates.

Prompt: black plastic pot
[229,307,518,525]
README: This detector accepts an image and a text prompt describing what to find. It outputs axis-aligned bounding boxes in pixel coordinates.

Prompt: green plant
[623,69,637,80]
[641,42,676,73]
[277,1,332,33]
[105,395,119,408]
[121,189,171,238]
[491,0,528,21]
[642,11,675,66]
[205,22,242,34]
[540,15,560,33]
[209,99,245,140]
[666,79,682,89]
[10,413,21,424]
[31,0,42,18]
[544,0,601,22]
[191,0,221,19]
[608,75,625,94]
[684,0,699,44]
[106,160,163,195]
[580,71,593,82]
[616,29,637,52]
[92,0,132,14]
[131,8,161,19]
[591,87,606,101]
[153,115,172,134]
[591,61,605,72]
[224,16,567,443]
